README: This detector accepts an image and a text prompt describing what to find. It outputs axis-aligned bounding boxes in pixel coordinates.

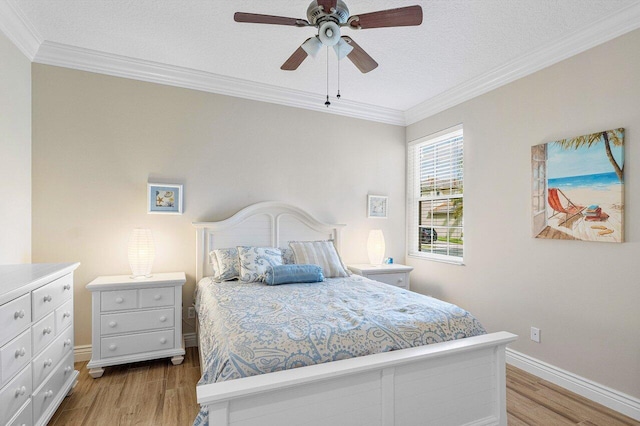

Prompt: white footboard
[197,331,517,426]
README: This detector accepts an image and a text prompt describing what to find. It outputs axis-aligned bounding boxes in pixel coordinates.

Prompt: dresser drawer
[101,329,174,359]
[6,398,32,426]
[32,351,74,425]
[1,330,32,386]
[101,289,137,312]
[140,287,174,308]
[0,365,32,425]
[368,272,407,288]
[32,273,73,321]
[55,298,74,334]
[0,294,31,348]
[101,307,174,335]
[32,326,74,389]
[31,312,56,355]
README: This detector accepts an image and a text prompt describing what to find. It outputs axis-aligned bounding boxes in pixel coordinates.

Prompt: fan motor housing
[307,0,350,25]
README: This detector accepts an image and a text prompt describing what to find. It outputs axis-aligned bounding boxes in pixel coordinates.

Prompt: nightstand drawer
[140,287,174,308]
[32,273,73,321]
[370,272,407,288]
[101,329,174,359]
[31,312,56,355]
[0,365,31,425]
[32,326,73,389]
[101,308,174,335]
[101,289,137,312]
[1,330,32,385]
[0,294,31,348]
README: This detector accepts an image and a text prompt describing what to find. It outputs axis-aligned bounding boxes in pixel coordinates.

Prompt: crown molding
[33,41,405,126]
[0,0,42,60]
[405,1,640,125]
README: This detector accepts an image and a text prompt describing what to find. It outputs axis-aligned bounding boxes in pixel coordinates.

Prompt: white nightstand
[347,264,414,290]
[86,272,186,378]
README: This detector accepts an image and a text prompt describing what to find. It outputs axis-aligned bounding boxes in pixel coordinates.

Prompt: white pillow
[209,251,220,280]
[213,247,240,281]
[288,240,349,278]
[237,246,283,282]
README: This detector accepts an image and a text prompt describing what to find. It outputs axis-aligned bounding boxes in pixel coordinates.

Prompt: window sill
[407,253,465,266]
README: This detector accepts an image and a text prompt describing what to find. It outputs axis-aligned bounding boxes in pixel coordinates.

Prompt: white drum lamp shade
[367,229,385,265]
[128,228,155,278]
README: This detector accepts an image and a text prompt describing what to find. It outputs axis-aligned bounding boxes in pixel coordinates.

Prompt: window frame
[407,125,464,264]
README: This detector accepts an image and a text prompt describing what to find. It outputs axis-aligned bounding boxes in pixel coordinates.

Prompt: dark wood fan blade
[317,0,337,13]
[348,5,422,29]
[234,12,309,27]
[342,36,378,73]
[281,46,308,71]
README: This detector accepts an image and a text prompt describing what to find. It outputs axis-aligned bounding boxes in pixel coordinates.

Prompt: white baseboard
[74,333,199,363]
[506,348,640,421]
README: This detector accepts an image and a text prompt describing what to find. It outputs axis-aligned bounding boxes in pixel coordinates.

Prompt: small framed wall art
[148,183,183,214]
[367,195,388,219]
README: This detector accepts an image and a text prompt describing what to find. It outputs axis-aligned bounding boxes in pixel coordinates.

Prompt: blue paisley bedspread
[193,275,486,426]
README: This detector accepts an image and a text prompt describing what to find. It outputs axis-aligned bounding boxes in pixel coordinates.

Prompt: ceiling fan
[234,1,423,74]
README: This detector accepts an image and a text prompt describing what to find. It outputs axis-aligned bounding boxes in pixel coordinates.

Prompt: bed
[193,201,516,426]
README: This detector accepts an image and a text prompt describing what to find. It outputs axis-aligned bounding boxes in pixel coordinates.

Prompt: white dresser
[347,263,414,290]
[0,262,80,426]
[86,272,186,378]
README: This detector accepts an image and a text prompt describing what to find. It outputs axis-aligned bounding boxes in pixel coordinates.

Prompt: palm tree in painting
[553,128,624,181]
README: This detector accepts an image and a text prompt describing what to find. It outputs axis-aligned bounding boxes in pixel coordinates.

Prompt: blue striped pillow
[264,264,324,285]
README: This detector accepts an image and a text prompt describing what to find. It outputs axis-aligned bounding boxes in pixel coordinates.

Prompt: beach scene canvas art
[531,128,624,242]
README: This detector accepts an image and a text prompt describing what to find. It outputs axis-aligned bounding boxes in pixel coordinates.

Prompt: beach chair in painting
[548,188,586,225]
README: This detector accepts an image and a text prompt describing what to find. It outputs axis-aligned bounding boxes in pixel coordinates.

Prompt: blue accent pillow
[264,264,324,286]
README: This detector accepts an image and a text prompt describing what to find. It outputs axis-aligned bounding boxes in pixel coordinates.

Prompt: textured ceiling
[10,0,640,112]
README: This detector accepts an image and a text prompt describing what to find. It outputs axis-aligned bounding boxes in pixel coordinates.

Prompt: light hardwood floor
[50,351,639,425]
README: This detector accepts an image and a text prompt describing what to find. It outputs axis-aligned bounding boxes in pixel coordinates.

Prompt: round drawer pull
[64,339,72,347]
[64,284,71,290]
[108,321,117,328]
[15,386,26,397]
[109,344,117,351]
[43,327,53,335]
[44,390,54,398]
[15,347,26,358]
[14,309,25,319]
[44,358,53,367]
[115,297,124,304]
[397,278,403,282]
[159,316,167,322]
[63,312,71,318]
[43,295,52,302]
[64,366,73,373]
[160,337,167,344]
[154,294,162,301]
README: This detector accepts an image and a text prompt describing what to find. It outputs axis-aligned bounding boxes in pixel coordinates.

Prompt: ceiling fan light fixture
[318,21,341,46]
[333,38,353,60]
[301,36,323,57]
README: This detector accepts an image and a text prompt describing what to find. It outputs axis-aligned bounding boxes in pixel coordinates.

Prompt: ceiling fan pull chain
[337,57,341,99]
[325,47,331,107]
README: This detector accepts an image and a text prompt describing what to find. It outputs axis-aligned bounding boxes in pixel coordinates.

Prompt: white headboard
[193,201,345,282]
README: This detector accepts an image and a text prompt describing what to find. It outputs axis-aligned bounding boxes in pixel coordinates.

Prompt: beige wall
[0,31,31,263]
[31,65,406,346]
[407,29,640,398]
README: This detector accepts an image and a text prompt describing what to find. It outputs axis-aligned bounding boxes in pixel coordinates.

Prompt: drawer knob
[109,344,117,351]
[108,321,117,328]
[64,284,71,290]
[15,347,26,358]
[159,316,167,322]
[115,297,124,304]
[15,386,26,397]
[44,295,52,302]
[43,327,53,335]
[64,366,73,374]
[63,312,71,318]
[44,390,54,398]
[154,294,162,301]
[44,358,53,367]
[64,339,72,347]
[398,278,403,282]
[160,337,167,344]
[14,309,25,319]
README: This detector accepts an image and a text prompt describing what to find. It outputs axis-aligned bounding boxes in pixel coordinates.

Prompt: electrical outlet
[530,327,541,343]
[188,306,196,319]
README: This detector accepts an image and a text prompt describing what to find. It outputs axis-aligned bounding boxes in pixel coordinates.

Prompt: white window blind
[407,126,464,263]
